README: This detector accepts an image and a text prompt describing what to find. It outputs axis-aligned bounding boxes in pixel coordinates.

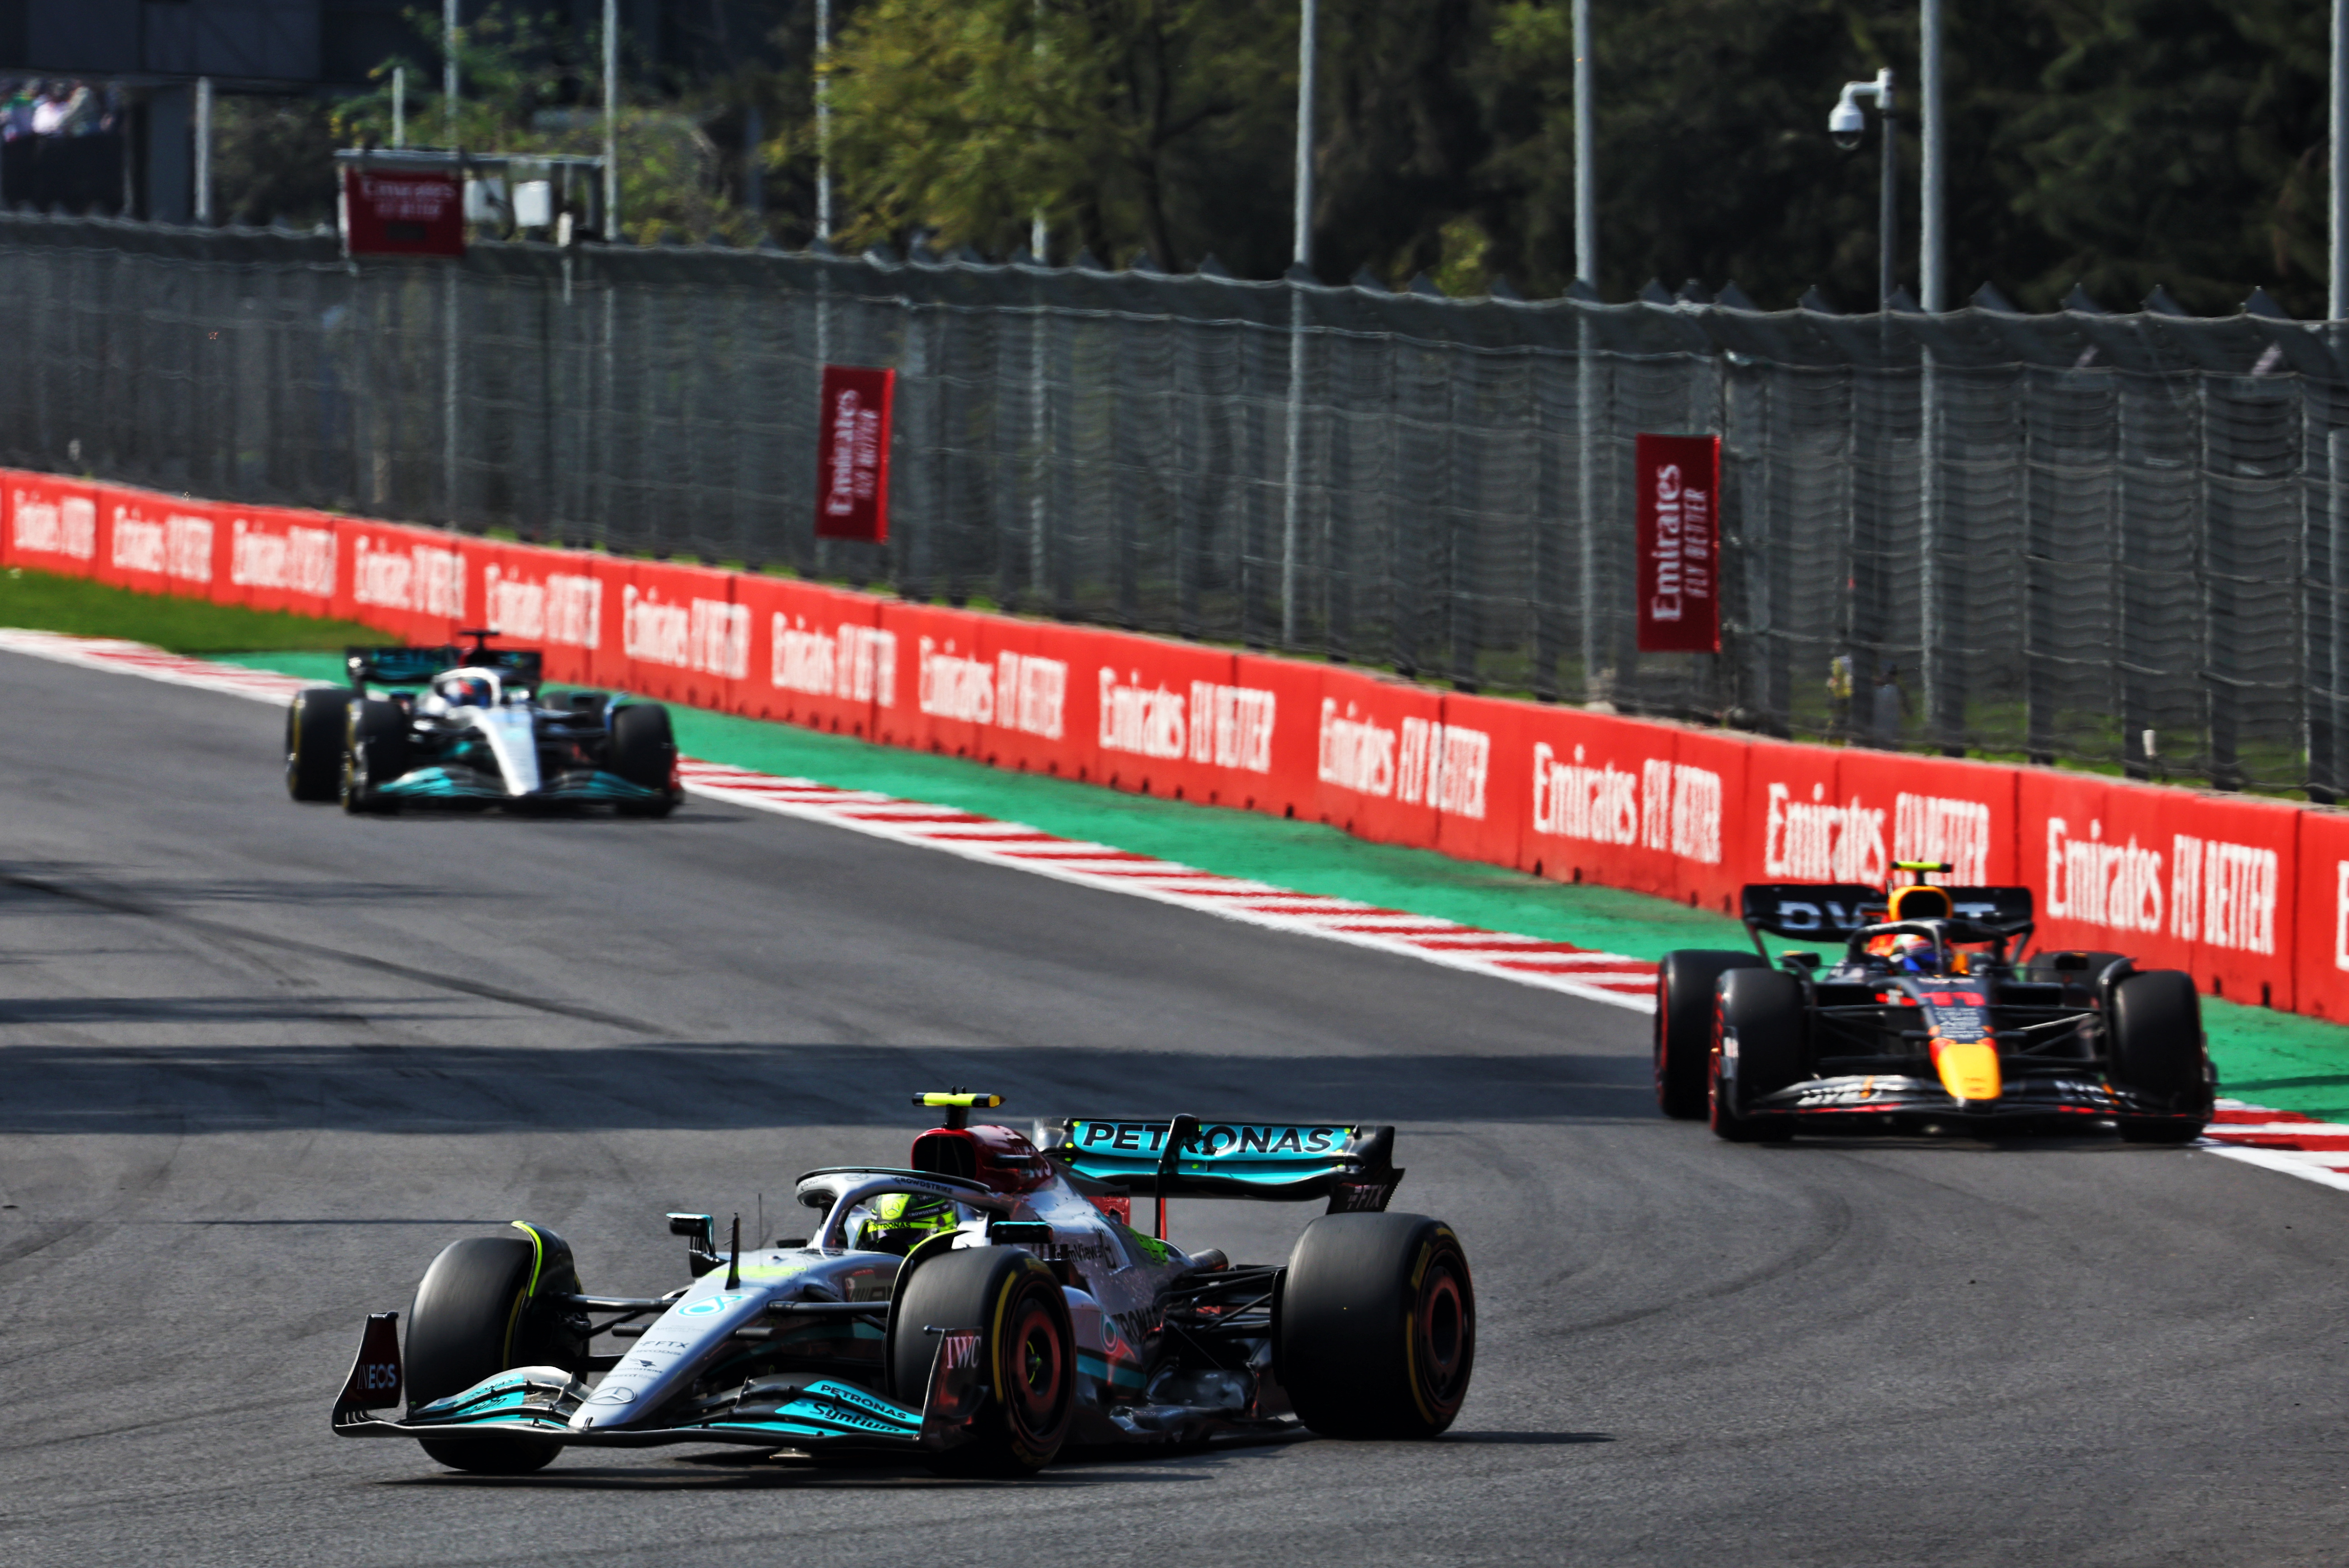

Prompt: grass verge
[0,565,384,653]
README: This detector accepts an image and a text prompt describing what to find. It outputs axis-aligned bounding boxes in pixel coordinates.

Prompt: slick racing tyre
[406,1234,583,1475]
[889,1246,1076,1476]
[2108,969,2211,1144]
[609,704,678,818]
[1278,1212,1474,1440]
[1656,950,1767,1119]
[285,688,350,802]
[1710,967,1806,1143]
[341,699,409,815]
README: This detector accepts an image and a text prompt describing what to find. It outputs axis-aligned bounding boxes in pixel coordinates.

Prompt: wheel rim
[998,1289,1069,1441]
[1412,1256,1471,1415]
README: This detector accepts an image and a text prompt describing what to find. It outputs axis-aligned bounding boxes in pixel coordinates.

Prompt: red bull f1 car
[283,630,680,815]
[1653,864,2214,1143]
[331,1093,1474,1475]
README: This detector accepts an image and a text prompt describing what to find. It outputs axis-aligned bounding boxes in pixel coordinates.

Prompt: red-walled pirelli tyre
[1278,1212,1474,1439]
[1709,967,1806,1142]
[285,688,350,802]
[2109,969,2212,1144]
[405,1237,566,1475]
[1656,950,1768,1119]
[889,1246,1076,1475]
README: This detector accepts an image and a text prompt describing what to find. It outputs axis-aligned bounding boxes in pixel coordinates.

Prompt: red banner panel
[2294,809,2349,1022]
[342,168,464,259]
[1832,748,2020,887]
[617,560,745,709]
[876,603,1007,763]
[1313,668,1445,849]
[1634,433,1722,654]
[475,542,608,687]
[336,519,471,642]
[1229,654,1324,822]
[1501,703,1746,909]
[227,507,340,616]
[738,575,892,737]
[4,472,100,577]
[2018,771,2194,977]
[99,488,226,598]
[814,366,896,542]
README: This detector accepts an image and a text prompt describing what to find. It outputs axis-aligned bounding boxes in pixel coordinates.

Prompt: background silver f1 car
[6,648,2349,1565]
[284,630,684,815]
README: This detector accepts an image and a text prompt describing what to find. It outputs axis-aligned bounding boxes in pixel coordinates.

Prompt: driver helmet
[440,674,492,708]
[1888,932,1936,973]
[857,1192,957,1256]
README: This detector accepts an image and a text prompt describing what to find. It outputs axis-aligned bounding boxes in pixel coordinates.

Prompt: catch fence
[2,211,2345,795]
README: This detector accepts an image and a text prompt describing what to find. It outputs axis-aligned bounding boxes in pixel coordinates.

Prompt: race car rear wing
[1741,883,2035,949]
[345,645,545,692]
[1035,1118,1403,1215]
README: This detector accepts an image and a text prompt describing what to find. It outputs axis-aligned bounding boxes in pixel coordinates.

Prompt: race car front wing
[331,1312,990,1452]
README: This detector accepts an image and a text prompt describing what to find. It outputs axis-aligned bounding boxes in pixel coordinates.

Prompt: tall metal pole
[193,77,212,224]
[603,0,619,238]
[815,0,833,240]
[1572,0,1597,696]
[391,66,406,148]
[1878,70,1897,309]
[2334,0,2347,320]
[1280,0,1317,647]
[444,0,458,140]
[1572,0,1595,286]
[1920,0,1943,312]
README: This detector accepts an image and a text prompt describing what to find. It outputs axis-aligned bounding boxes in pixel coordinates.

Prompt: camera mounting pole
[1829,69,1897,310]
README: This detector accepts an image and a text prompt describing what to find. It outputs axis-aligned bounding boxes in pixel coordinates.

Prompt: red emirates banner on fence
[341,169,464,259]
[815,365,896,542]
[1635,432,1722,653]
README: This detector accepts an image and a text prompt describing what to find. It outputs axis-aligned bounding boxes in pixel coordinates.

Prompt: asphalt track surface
[4,650,2347,1567]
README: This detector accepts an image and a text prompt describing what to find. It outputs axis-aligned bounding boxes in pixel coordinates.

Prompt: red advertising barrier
[1492,697,1748,912]
[97,487,228,599]
[616,560,742,710]
[336,518,471,645]
[735,574,888,738]
[477,540,606,687]
[227,505,342,617]
[1231,653,1324,822]
[19,461,2349,1027]
[4,471,101,578]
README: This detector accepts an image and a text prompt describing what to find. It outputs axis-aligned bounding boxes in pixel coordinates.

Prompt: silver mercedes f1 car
[331,1092,1474,1475]
[284,630,681,815]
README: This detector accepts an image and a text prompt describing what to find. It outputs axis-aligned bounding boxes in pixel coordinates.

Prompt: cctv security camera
[1829,95,1865,151]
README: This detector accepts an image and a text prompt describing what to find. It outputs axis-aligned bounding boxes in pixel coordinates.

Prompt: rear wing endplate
[1036,1118,1402,1214]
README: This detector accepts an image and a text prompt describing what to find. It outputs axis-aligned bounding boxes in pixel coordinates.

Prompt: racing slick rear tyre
[888,1246,1076,1475]
[286,688,350,802]
[341,699,409,815]
[1278,1212,1474,1440]
[1709,967,1806,1143]
[1656,950,1768,1119]
[609,703,679,818]
[2109,969,2211,1144]
[406,1236,573,1475]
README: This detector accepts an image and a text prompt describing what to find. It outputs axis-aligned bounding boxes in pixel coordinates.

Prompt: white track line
[2199,1101,2349,1192]
[0,628,1659,1013]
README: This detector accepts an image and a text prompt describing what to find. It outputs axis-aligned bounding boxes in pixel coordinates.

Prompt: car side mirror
[667,1211,721,1274]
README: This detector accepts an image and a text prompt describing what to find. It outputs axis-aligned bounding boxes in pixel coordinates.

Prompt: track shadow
[0,1037,1655,1136]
